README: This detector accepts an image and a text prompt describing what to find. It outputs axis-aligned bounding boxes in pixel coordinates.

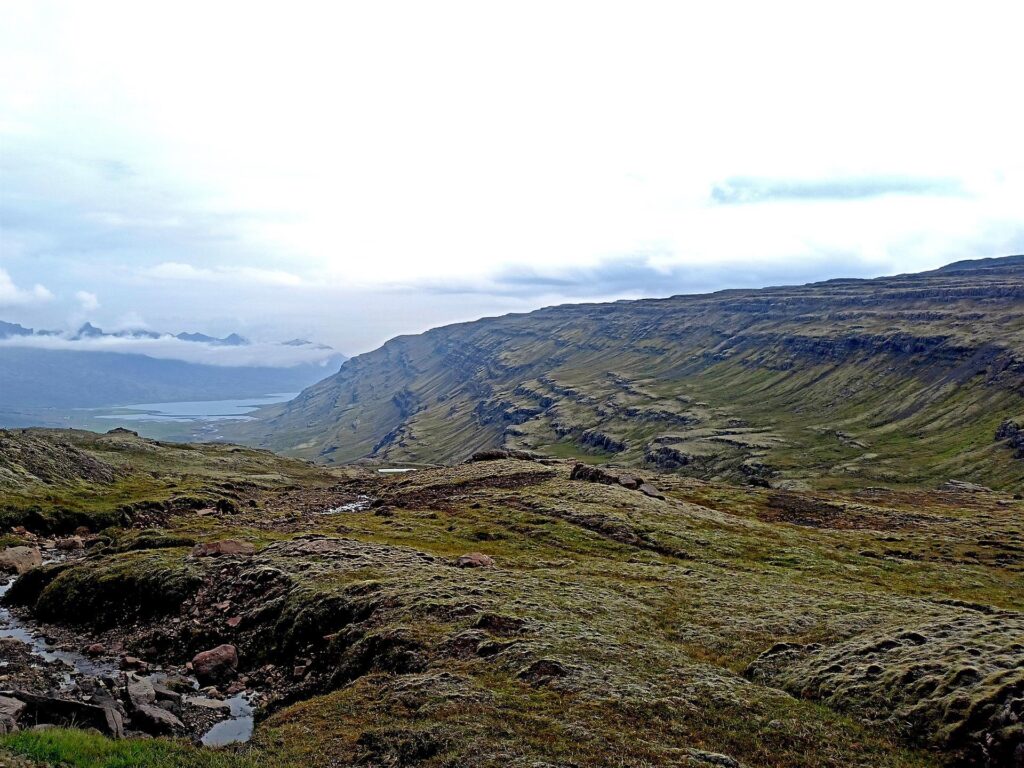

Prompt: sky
[2,1,1023,360]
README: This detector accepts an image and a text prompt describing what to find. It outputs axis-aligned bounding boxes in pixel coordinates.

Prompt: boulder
[0,546,41,575]
[455,552,494,568]
[151,681,182,706]
[84,643,106,656]
[191,644,239,684]
[132,703,184,735]
[0,695,26,733]
[190,540,255,558]
[55,536,85,551]
[637,482,665,499]
[126,675,156,708]
[14,692,124,738]
[617,474,640,490]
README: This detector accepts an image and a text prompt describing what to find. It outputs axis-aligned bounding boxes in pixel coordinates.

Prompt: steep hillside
[238,256,1024,490]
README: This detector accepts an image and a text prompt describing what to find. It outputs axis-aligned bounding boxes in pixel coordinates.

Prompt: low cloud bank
[0,333,339,368]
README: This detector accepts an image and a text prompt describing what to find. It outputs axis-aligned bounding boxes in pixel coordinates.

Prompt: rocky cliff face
[238,256,1024,490]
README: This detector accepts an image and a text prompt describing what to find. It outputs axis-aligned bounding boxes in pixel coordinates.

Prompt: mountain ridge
[235,255,1024,490]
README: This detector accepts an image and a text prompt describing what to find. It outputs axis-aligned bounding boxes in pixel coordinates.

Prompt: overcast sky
[2,1,1022,356]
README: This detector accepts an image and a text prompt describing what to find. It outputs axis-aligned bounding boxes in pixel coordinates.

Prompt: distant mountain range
[234,255,1024,490]
[0,321,345,410]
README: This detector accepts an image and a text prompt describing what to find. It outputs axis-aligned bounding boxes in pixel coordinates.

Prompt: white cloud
[0,268,53,307]
[145,262,305,287]
[75,290,100,311]
[1,2,1023,349]
[0,333,337,368]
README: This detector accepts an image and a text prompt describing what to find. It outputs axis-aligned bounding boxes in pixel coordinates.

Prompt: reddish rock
[455,552,495,568]
[84,643,105,656]
[0,546,41,575]
[226,616,242,628]
[190,540,255,558]
[56,536,85,551]
[191,644,239,684]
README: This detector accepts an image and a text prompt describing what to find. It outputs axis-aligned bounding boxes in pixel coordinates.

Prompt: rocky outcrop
[570,464,664,499]
[644,445,691,470]
[578,430,626,453]
[466,449,540,462]
[996,418,1024,458]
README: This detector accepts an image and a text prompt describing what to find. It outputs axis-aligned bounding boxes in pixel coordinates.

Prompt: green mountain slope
[237,256,1024,490]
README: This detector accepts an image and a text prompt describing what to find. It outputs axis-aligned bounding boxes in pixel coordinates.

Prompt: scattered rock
[454,552,494,568]
[0,546,41,575]
[190,540,256,558]
[192,644,239,684]
[132,702,185,735]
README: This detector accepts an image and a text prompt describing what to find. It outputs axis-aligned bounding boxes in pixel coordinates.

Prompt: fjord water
[91,392,297,423]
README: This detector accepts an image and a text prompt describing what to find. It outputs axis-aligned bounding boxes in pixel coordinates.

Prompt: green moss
[33,549,202,627]
[1,729,257,768]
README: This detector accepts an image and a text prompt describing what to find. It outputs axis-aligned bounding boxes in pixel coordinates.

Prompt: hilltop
[236,256,1024,490]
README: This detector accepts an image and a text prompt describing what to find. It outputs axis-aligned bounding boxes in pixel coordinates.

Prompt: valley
[0,258,1021,767]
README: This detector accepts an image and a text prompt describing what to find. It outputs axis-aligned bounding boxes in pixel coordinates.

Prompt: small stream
[0,574,253,746]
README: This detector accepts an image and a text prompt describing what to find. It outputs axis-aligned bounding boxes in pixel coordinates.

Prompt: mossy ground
[3,436,1020,766]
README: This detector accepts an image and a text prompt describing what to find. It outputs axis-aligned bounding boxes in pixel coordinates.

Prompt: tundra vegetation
[0,257,1022,767]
